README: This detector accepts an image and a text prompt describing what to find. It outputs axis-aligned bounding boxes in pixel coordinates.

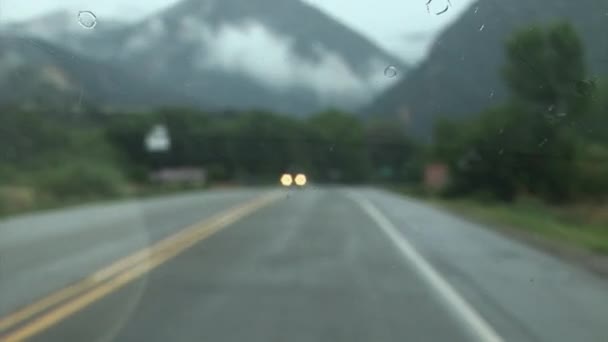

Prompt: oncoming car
[280,173,307,187]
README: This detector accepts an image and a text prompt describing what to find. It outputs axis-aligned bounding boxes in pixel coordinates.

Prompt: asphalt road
[1,187,608,341]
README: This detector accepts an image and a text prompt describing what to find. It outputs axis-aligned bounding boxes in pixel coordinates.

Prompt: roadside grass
[0,182,208,219]
[393,185,608,254]
[439,199,608,253]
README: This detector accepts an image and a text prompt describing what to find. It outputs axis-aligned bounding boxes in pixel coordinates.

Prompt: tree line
[104,109,421,184]
[430,22,608,203]
[0,106,420,213]
[1,20,607,215]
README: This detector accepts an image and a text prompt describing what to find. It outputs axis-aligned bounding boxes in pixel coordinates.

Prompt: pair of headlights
[280,173,307,187]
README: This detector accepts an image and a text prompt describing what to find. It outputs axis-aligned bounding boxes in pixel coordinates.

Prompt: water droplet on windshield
[547,105,555,112]
[384,66,398,78]
[490,91,495,98]
[427,0,451,15]
[538,138,548,147]
[474,7,479,14]
[436,5,450,15]
[479,24,485,31]
[77,11,97,29]
[575,79,596,97]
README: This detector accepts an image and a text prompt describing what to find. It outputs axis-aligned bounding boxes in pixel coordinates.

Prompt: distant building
[150,167,207,185]
[145,124,171,152]
[424,163,448,191]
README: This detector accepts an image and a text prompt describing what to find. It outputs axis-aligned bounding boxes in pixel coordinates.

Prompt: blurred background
[0,0,607,250]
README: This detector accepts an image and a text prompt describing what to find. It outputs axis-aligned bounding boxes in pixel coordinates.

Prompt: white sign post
[145,124,171,153]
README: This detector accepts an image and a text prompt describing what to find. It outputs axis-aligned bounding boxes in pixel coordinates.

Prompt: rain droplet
[544,114,559,125]
[474,7,479,14]
[384,65,398,78]
[498,149,504,155]
[498,128,504,135]
[427,0,451,15]
[77,88,83,108]
[77,11,97,29]
[575,79,596,97]
[479,24,485,31]
[556,112,567,118]
[538,138,548,147]
[547,105,555,112]
[489,91,495,98]
[436,5,450,15]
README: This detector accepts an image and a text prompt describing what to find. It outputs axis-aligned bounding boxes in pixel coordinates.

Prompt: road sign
[145,124,171,152]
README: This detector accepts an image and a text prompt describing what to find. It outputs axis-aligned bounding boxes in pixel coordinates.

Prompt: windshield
[1,1,608,341]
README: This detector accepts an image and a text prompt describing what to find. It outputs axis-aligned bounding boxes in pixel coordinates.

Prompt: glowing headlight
[280,173,293,187]
[294,173,307,186]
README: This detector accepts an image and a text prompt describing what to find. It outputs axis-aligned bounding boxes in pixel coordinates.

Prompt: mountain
[0,36,192,111]
[365,0,608,139]
[1,10,78,43]
[1,10,126,46]
[4,0,406,115]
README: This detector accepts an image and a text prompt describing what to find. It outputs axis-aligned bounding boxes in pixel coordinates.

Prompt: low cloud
[190,20,397,106]
[124,17,168,54]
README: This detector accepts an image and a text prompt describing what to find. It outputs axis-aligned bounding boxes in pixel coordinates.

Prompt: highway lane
[0,189,266,318]
[1,187,608,341]
[362,189,608,342]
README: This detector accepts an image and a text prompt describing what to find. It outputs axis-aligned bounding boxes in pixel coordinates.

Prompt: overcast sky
[0,0,473,62]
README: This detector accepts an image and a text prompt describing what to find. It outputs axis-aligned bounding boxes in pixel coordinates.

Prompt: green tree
[504,22,591,117]
[308,110,371,182]
[365,119,419,182]
[502,22,592,202]
[435,22,593,202]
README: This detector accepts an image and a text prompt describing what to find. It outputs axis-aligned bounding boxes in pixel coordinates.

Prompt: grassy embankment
[395,186,608,254]
[0,182,208,219]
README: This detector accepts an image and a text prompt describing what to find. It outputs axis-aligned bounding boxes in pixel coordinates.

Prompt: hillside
[0,36,192,111]
[365,0,608,138]
[4,0,406,115]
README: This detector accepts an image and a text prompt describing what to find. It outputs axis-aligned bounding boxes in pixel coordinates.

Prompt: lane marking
[348,192,504,342]
[0,191,282,340]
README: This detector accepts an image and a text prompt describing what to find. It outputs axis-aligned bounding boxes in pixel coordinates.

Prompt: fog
[0,0,474,64]
[197,20,396,104]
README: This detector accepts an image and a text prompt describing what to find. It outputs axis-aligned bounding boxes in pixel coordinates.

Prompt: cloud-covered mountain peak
[1,0,406,114]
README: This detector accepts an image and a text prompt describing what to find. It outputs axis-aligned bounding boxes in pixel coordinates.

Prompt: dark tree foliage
[103,108,420,185]
[433,22,605,203]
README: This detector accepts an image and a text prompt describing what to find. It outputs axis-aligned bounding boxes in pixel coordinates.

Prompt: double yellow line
[0,192,282,341]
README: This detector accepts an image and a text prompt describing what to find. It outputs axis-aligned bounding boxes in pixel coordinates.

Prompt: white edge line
[348,192,504,342]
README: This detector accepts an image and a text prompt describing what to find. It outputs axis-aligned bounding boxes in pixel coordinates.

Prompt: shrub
[36,161,128,200]
[0,186,37,215]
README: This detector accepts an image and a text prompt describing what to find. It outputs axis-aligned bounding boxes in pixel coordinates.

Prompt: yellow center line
[0,191,282,340]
